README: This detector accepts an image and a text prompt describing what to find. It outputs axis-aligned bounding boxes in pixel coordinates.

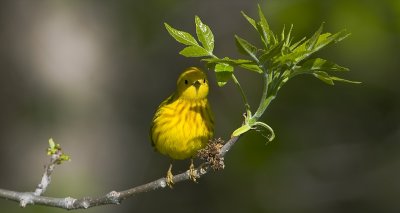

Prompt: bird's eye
[203,79,206,83]
[184,80,188,85]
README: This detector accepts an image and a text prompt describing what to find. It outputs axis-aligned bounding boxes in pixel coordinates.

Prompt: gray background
[0,0,399,212]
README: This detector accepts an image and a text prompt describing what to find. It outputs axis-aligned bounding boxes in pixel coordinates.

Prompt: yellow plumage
[150,67,214,186]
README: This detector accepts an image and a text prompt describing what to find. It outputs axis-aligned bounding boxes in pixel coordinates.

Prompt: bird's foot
[166,164,174,188]
[188,159,198,183]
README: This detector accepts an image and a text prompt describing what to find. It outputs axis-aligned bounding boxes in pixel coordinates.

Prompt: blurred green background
[0,0,399,212]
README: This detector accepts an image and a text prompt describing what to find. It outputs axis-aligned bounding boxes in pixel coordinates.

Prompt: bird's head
[176,67,209,100]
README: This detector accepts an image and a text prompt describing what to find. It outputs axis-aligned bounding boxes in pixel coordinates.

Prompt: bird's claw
[188,160,198,183]
[166,164,174,188]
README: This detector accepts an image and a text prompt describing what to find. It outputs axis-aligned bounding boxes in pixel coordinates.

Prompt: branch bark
[0,136,240,210]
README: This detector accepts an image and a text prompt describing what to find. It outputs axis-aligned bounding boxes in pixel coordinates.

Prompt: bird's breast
[152,98,214,159]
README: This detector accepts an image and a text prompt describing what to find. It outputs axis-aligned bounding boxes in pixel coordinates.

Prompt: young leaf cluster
[164,5,359,141]
[47,138,70,164]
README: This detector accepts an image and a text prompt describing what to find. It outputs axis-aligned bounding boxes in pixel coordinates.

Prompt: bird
[150,67,214,187]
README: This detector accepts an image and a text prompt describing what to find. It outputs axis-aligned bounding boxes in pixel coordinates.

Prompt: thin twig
[0,136,240,210]
[33,149,62,197]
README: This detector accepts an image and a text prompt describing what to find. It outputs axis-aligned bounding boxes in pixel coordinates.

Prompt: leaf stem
[254,121,275,141]
[231,74,251,115]
[210,53,251,115]
[251,70,272,122]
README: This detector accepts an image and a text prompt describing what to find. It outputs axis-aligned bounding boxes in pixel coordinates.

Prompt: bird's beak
[193,80,201,89]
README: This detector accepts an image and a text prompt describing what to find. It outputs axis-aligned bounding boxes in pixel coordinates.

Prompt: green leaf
[274,50,310,67]
[313,71,361,85]
[241,11,257,30]
[257,4,270,35]
[256,23,270,48]
[56,153,71,164]
[284,24,294,46]
[313,30,350,52]
[215,71,233,87]
[294,30,349,55]
[179,46,209,57]
[257,5,273,45]
[281,25,286,43]
[48,138,56,150]
[330,76,361,84]
[232,124,252,137]
[164,23,199,46]
[242,5,274,48]
[300,58,349,72]
[279,29,350,66]
[306,23,324,51]
[203,57,262,73]
[254,121,275,142]
[195,16,214,53]
[235,35,258,61]
[256,5,278,47]
[290,37,306,50]
[289,58,360,84]
[214,63,234,86]
[203,57,250,65]
[313,71,334,85]
[203,57,249,66]
[292,29,349,55]
[215,62,234,72]
[239,63,263,73]
[259,41,285,65]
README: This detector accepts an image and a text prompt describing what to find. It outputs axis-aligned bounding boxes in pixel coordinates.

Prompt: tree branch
[33,145,64,197]
[0,136,240,210]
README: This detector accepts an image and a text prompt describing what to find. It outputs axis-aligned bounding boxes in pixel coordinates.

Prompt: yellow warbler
[150,67,214,187]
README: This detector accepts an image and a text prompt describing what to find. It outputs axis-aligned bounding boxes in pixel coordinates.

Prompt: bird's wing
[149,93,175,147]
